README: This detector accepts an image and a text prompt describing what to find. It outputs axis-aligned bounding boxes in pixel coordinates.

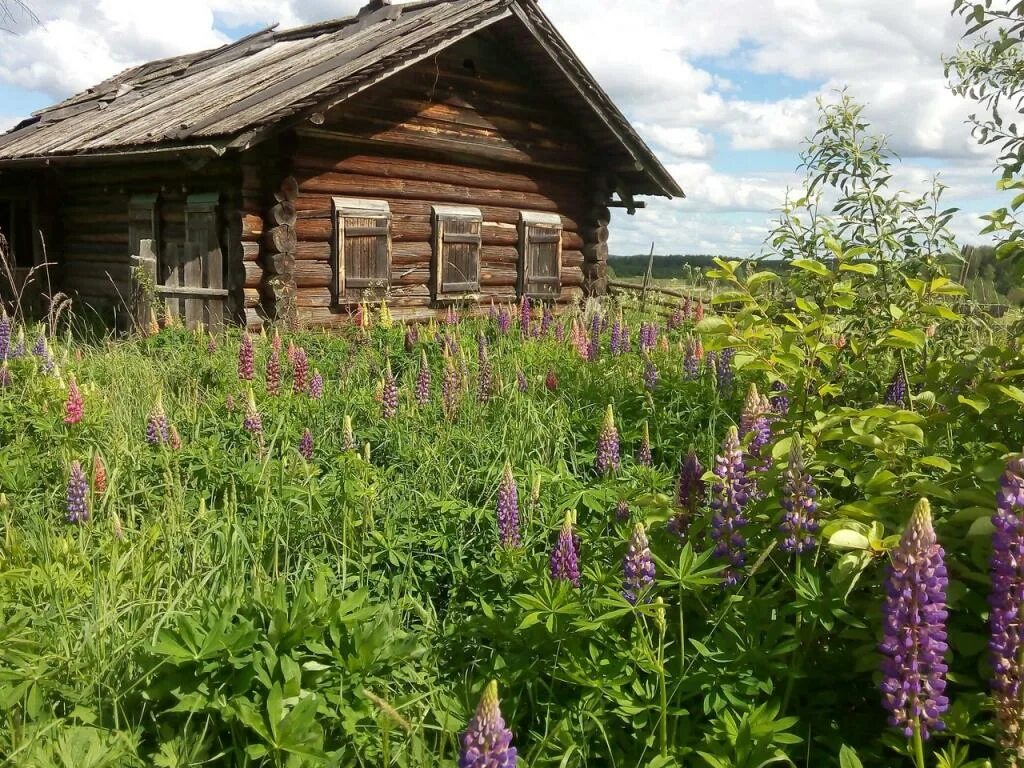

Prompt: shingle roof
[0,0,682,197]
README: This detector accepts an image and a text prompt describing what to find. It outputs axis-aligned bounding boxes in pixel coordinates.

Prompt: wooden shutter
[178,193,225,330]
[518,210,562,299]
[333,197,391,303]
[129,194,159,259]
[433,205,481,300]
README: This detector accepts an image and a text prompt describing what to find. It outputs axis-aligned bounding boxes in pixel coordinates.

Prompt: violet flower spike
[550,511,581,587]
[459,680,517,768]
[496,461,521,548]
[710,426,751,586]
[595,404,621,475]
[146,394,170,446]
[66,459,89,524]
[636,421,652,466]
[879,497,949,743]
[778,434,818,554]
[0,310,9,360]
[770,380,790,415]
[669,450,704,541]
[643,355,658,391]
[238,333,254,381]
[516,368,528,393]
[299,428,314,461]
[266,349,281,396]
[886,367,908,407]
[623,522,655,604]
[308,369,324,400]
[243,387,263,435]
[292,348,309,394]
[990,456,1024,763]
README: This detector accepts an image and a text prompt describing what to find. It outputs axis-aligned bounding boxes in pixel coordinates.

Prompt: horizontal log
[244,261,263,289]
[241,213,264,240]
[563,250,583,268]
[244,307,264,330]
[244,287,262,308]
[242,241,261,262]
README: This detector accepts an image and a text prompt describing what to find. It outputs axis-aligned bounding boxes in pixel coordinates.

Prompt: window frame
[332,197,392,305]
[432,204,483,302]
[517,210,562,299]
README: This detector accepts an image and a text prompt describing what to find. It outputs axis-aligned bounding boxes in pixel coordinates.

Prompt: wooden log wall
[285,37,604,328]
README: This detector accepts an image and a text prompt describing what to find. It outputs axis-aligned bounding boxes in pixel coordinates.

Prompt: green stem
[658,632,668,757]
[781,557,803,713]
[912,721,926,768]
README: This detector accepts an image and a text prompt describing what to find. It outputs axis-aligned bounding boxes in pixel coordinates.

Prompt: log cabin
[0,0,682,330]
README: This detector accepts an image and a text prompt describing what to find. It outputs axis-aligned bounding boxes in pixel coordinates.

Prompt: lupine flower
[570,320,588,358]
[544,369,558,391]
[770,381,790,415]
[610,311,623,356]
[416,350,431,405]
[0,310,9,360]
[378,300,393,329]
[623,523,655,604]
[587,314,601,361]
[740,384,774,466]
[111,511,124,540]
[225,393,236,412]
[694,301,705,322]
[880,497,949,742]
[886,367,908,407]
[404,325,416,353]
[309,369,324,399]
[477,352,494,403]
[642,355,658,391]
[620,324,632,354]
[520,295,531,336]
[541,305,553,336]
[459,346,470,391]
[496,462,521,548]
[636,422,652,466]
[710,426,752,586]
[516,368,528,393]
[990,456,1024,762]
[716,348,735,395]
[442,356,460,418]
[11,327,24,358]
[554,322,565,342]
[489,302,498,322]
[238,333,254,381]
[616,499,630,522]
[32,331,46,357]
[271,329,282,353]
[206,333,218,354]
[34,333,54,373]
[658,336,670,353]
[778,434,818,554]
[682,296,693,320]
[266,349,281,395]
[669,303,683,329]
[299,428,314,460]
[669,450,704,540]
[459,680,517,768]
[243,387,263,435]
[66,460,89,524]
[342,415,355,451]
[639,322,658,352]
[0,362,9,388]
[292,348,309,394]
[169,424,182,451]
[92,454,107,496]
[497,305,511,335]
[382,362,398,418]
[683,337,700,378]
[550,512,581,587]
[64,375,84,425]
[595,404,621,475]
[444,305,459,326]
[354,302,365,329]
[146,395,170,446]
[286,341,297,367]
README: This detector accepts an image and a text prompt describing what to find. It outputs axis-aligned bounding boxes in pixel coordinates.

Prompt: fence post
[131,238,157,332]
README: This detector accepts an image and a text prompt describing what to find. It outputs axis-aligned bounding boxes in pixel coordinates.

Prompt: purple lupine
[740,384,774,468]
[642,355,658,391]
[639,322,658,353]
[623,522,655,604]
[610,312,623,356]
[31,331,46,357]
[616,499,630,522]
[587,313,601,362]
[990,456,1024,762]
[770,381,790,415]
[880,497,949,742]
[299,428,314,461]
[497,305,512,335]
[620,324,632,354]
[292,348,309,394]
[717,348,735,395]
[477,333,488,365]
[308,369,324,400]
[669,450,704,541]
[669,303,683,330]
[520,295,531,336]
[541,305,553,336]
[886,367,908,407]
[554,322,565,343]
[266,349,281,396]
[442,356,460,418]
[11,327,24,358]
[477,351,494,404]
[238,333,254,381]
[33,332,54,373]
[778,434,818,554]
[636,421,652,466]
[146,395,170,446]
[415,350,431,405]
[683,337,699,378]
[496,462,521,548]
[459,680,517,768]
[550,512,581,587]
[382,362,398,419]
[243,388,263,435]
[66,459,89,523]
[710,426,752,586]
[489,302,499,323]
[595,405,621,475]
[0,310,9,360]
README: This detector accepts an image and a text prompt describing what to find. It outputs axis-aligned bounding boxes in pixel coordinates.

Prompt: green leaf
[791,258,832,277]
[884,329,926,350]
[839,262,877,276]
[958,394,990,414]
[829,530,871,550]
[839,744,864,768]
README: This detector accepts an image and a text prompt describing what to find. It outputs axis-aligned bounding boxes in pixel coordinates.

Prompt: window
[518,210,562,299]
[0,198,34,269]
[432,205,481,300]
[332,197,391,303]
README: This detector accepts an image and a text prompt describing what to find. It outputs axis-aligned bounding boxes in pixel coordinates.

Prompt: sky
[0,0,1002,257]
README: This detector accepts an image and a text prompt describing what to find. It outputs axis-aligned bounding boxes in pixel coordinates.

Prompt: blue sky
[0,0,1001,258]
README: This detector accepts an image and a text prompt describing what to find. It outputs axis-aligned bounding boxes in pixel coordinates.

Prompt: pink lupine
[238,333,254,381]
[64,375,84,424]
[292,347,308,393]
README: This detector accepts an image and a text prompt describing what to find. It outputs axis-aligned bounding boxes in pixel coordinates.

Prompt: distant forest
[608,246,1024,307]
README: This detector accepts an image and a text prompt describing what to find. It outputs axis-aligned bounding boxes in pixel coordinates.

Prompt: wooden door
[159,194,226,331]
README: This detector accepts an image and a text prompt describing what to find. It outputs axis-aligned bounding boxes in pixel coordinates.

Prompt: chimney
[357,0,392,16]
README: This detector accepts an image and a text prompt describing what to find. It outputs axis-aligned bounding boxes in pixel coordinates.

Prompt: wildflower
[516,368,527,393]
[477,356,494,403]
[616,499,630,522]
[658,336,669,353]
[683,337,700,378]
[92,454,107,496]
[404,325,416,354]
[623,522,655,604]
[778,435,818,554]
[990,456,1024,762]
[286,340,298,367]
[147,307,160,336]
[266,349,281,395]
[225,393,236,412]
[710,426,752,586]
[415,350,431,405]
[716,348,735,395]
[111,512,124,540]
[11,327,24,358]
[342,415,355,451]
[520,295,531,336]
[740,383,773,465]
[66,460,89,523]
[497,305,512,335]
[550,512,581,587]
[639,322,658,352]
[596,405,621,475]
[459,680,517,768]
[444,304,459,326]
[271,329,282,353]
[0,362,9,388]
[292,347,309,393]
[642,355,658,391]
[382,362,398,419]
[299,428,314,461]
[669,450,704,541]
[442,356,460,418]
[620,324,631,354]
[570,320,588,358]
[496,462,521,548]
[554,322,565,342]
[243,387,263,434]
[309,369,324,399]
[541,305,553,335]
[489,302,498,322]
[694,301,705,322]
[587,313,601,361]
[169,424,182,451]
[64,375,84,424]
[669,303,683,329]
[33,332,54,373]
[610,311,623,356]
[880,498,949,742]
[378,300,393,328]
[544,369,558,391]
[146,395,170,446]
[0,310,9,360]
[636,421,652,466]
[886,367,908,407]
[238,333,254,381]
[770,381,790,415]
[206,333,218,353]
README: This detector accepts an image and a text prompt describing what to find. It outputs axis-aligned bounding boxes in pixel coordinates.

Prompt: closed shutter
[432,205,482,300]
[333,197,391,303]
[518,211,562,298]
